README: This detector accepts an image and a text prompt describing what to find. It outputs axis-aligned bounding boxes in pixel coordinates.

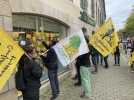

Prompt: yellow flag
[111,32,119,54]
[90,18,114,57]
[128,52,134,65]
[0,28,24,90]
[111,32,119,48]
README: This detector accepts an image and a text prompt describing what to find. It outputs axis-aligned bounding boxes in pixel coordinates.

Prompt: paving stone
[40,55,134,100]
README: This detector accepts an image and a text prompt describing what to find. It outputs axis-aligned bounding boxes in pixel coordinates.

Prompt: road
[40,54,134,100]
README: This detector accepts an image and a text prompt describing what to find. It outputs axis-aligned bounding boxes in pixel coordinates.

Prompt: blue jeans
[48,69,60,95]
[92,55,99,65]
[104,56,108,68]
[100,55,104,65]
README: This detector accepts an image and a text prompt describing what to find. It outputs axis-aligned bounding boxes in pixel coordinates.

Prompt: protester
[74,29,90,86]
[74,57,81,86]
[15,40,42,100]
[41,40,60,100]
[104,56,109,68]
[130,46,134,72]
[78,36,92,99]
[127,40,132,57]
[96,52,99,65]
[100,53,104,65]
[90,46,98,73]
[124,42,127,55]
[114,45,120,66]
[70,62,77,80]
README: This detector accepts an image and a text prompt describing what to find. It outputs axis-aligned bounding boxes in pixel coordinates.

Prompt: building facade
[0,0,106,100]
[92,0,106,27]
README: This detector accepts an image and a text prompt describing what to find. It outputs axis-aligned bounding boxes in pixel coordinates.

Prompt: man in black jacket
[18,41,42,100]
[41,40,59,100]
[114,46,120,66]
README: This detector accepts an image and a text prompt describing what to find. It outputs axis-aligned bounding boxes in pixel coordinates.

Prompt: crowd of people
[15,32,134,100]
[124,39,134,72]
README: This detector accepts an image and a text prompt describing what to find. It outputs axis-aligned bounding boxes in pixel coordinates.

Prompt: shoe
[80,91,85,98]
[105,65,109,69]
[72,75,77,80]
[80,95,93,100]
[50,94,58,100]
[91,71,97,74]
[131,70,134,73]
[74,82,81,86]
[114,64,116,66]
[80,94,85,98]
[130,69,134,73]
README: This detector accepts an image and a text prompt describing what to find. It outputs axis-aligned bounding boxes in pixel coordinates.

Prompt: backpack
[15,66,26,91]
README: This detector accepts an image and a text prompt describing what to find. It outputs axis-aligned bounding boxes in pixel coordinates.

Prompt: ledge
[79,11,96,26]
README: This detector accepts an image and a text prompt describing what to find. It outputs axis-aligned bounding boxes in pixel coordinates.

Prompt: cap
[19,39,33,52]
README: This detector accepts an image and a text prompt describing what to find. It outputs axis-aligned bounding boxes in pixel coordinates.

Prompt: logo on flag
[53,30,89,66]
[90,18,119,57]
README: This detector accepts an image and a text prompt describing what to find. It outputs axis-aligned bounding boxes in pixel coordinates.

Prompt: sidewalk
[40,55,134,100]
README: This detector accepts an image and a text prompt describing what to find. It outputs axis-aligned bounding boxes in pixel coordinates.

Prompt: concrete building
[92,0,106,27]
[0,0,106,100]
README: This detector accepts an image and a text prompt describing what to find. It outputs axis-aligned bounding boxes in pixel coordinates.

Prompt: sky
[105,0,134,30]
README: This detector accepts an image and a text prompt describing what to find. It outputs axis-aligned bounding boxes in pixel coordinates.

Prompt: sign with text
[90,18,115,57]
[0,28,24,90]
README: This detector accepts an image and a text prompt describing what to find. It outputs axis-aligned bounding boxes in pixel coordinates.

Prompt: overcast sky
[105,0,134,30]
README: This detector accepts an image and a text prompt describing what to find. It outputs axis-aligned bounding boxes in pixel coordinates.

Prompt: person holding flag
[78,36,92,99]
[48,30,90,99]
[41,40,60,100]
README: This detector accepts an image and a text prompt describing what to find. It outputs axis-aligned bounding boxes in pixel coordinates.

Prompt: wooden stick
[24,52,32,60]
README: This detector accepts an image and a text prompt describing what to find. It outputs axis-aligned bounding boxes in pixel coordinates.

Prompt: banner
[90,18,115,57]
[111,32,119,49]
[0,28,24,90]
[53,30,89,66]
[128,52,134,65]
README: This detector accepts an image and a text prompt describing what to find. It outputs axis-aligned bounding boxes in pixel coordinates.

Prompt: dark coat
[41,48,58,70]
[76,52,91,67]
[19,55,42,89]
[114,46,120,55]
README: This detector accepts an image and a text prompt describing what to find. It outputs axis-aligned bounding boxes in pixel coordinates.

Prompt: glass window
[12,14,68,38]
[80,0,88,11]
[91,0,95,18]
[13,15,36,32]
[12,14,68,82]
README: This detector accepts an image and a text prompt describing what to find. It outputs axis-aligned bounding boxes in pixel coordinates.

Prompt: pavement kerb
[40,70,71,96]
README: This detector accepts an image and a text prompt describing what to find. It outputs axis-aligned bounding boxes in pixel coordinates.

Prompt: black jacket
[76,52,90,67]
[114,46,120,55]
[41,48,58,70]
[19,55,42,89]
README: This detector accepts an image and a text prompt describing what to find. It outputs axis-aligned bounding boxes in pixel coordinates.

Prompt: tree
[124,11,134,36]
